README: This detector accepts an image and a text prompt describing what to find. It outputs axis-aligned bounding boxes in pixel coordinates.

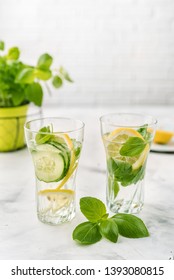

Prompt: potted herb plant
[0,41,72,152]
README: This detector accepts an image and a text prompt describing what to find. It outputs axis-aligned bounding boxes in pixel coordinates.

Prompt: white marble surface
[0,105,174,260]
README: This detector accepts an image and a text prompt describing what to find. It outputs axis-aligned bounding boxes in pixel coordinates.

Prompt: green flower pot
[0,104,29,152]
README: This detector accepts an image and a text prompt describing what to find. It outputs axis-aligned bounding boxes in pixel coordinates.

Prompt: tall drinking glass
[100,113,157,214]
[25,117,84,225]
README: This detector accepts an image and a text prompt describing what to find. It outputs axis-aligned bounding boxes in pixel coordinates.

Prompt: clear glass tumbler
[100,113,157,214]
[25,117,84,225]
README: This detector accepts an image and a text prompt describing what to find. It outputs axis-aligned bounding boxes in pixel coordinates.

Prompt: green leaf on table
[0,41,4,51]
[7,47,20,60]
[15,68,35,84]
[59,66,73,82]
[73,222,102,245]
[25,82,43,106]
[37,53,53,69]
[34,68,52,80]
[72,196,150,246]
[100,219,119,243]
[120,137,146,157]
[112,213,149,238]
[52,75,63,88]
[35,125,53,144]
[80,197,107,223]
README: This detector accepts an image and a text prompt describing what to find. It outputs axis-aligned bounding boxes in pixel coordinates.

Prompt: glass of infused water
[25,117,84,225]
[100,113,157,214]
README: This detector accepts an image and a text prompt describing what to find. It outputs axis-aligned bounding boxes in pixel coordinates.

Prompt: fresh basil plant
[0,41,73,107]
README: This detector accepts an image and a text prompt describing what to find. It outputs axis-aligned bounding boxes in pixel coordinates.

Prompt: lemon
[54,133,74,150]
[154,129,174,144]
[40,189,74,211]
[104,127,149,170]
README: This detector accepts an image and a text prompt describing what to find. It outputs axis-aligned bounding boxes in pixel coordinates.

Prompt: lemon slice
[54,133,74,150]
[132,144,149,170]
[108,127,144,141]
[40,189,74,212]
[154,129,174,144]
[105,127,149,170]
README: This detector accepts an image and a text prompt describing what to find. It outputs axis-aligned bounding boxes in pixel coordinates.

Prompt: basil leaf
[35,126,52,144]
[11,90,25,106]
[120,137,146,157]
[107,158,145,187]
[15,68,35,84]
[112,213,149,238]
[137,125,152,142]
[34,68,52,81]
[121,165,145,186]
[7,47,20,60]
[100,219,118,243]
[137,125,148,138]
[37,53,53,69]
[108,176,119,198]
[108,158,132,181]
[59,66,73,82]
[80,197,106,223]
[0,41,5,51]
[73,222,102,244]
[52,75,63,88]
[25,82,43,106]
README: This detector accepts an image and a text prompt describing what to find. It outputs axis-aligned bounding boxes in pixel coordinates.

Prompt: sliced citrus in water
[54,133,74,150]
[39,189,74,211]
[104,127,149,170]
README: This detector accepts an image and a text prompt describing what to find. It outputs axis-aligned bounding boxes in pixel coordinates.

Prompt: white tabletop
[0,105,174,260]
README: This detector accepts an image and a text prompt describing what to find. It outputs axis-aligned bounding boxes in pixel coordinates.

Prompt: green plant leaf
[59,66,73,82]
[37,53,53,69]
[100,219,119,243]
[11,91,25,106]
[112,213,149,238]
[108,176,120,198]
[52,75,63,88]
[73,222,102,245]
[35,126,53,144]
[120,137,146,157]
[0,41,4,51]
[7,47,20,60]
[137,125,152,142]
[107,158,146,187]
[15,68,35,84]
[108,158,132,181]
[34,68,52,80]
[25,82,43,106]
[80,197,107,223]
[137,125,148,138]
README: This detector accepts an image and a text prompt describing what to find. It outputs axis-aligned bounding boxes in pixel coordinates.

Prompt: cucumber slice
[49,141,70,172]
[32,144,65,183]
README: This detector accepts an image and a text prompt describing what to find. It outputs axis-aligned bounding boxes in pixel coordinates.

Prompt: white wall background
[0,0,174,106]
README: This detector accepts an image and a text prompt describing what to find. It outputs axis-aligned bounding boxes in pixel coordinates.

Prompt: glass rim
[100,113,157,128]
[24,117,85,134]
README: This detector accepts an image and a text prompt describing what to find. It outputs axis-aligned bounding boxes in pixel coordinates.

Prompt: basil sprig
[73,197,149,245]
